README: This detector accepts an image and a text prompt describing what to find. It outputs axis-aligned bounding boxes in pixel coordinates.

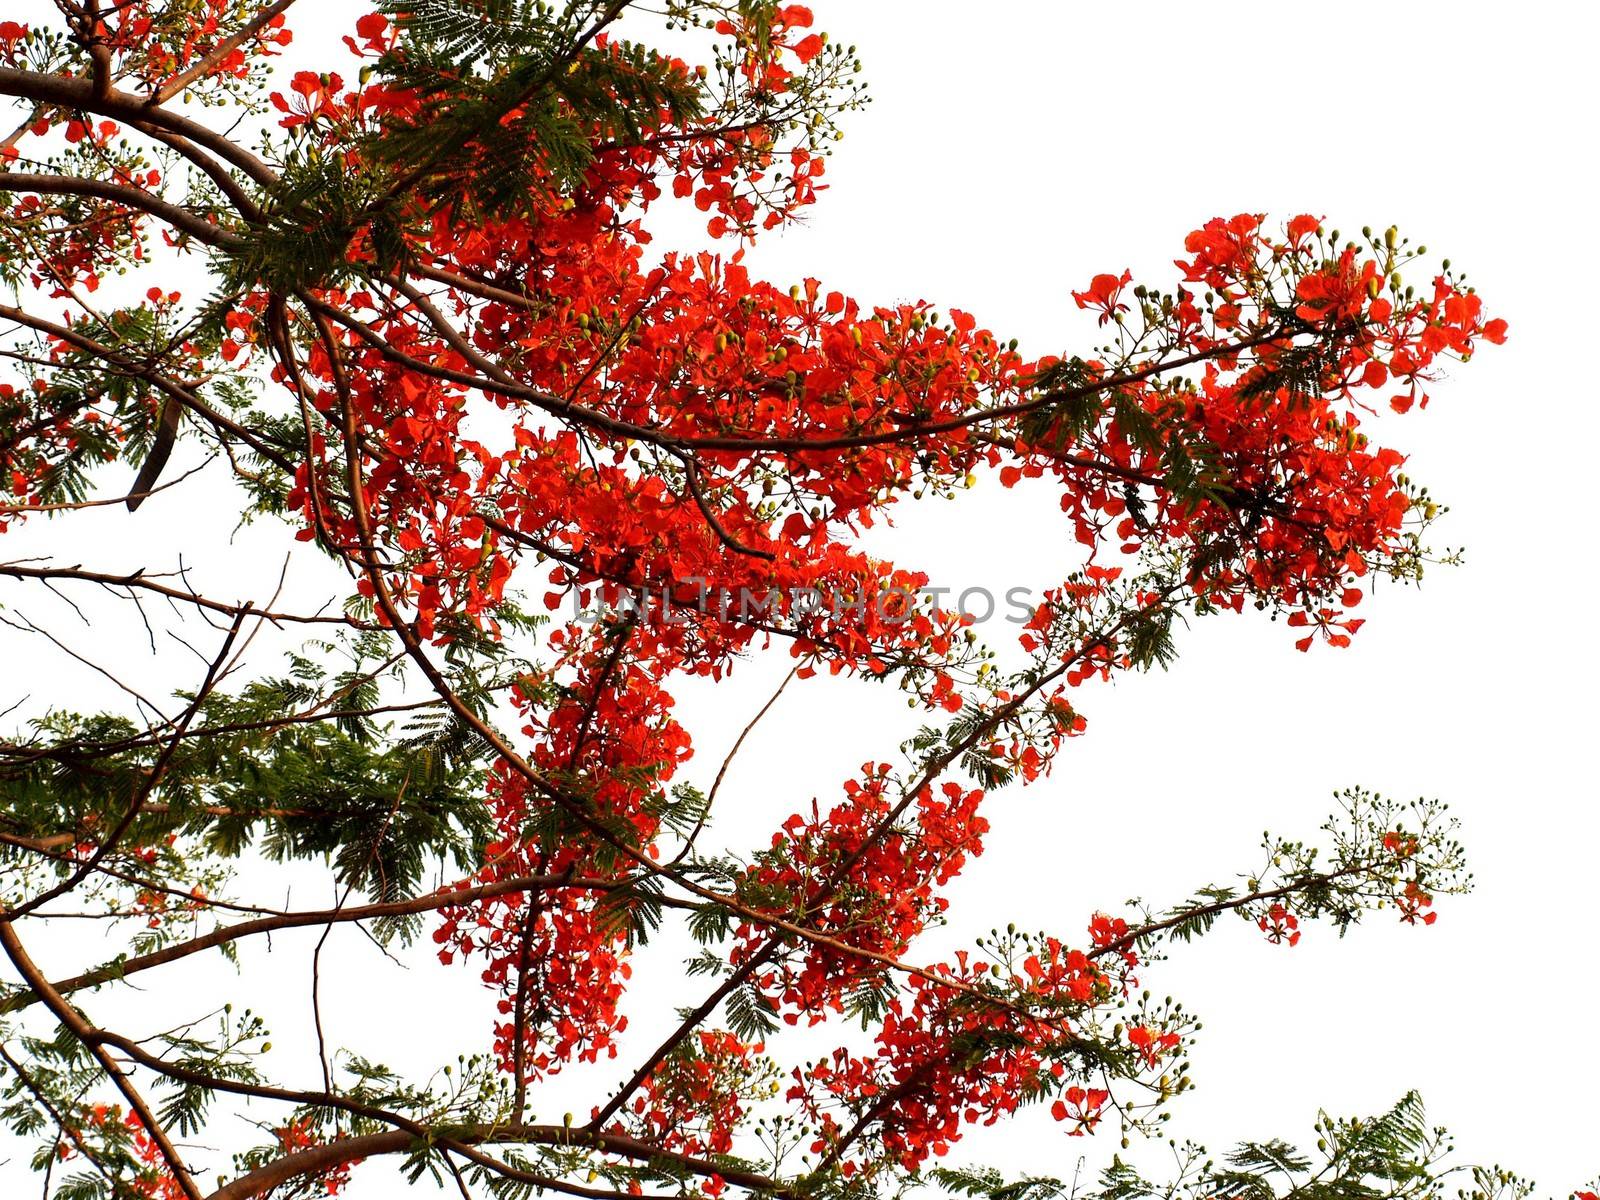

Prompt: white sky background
[2,0,1598,1193]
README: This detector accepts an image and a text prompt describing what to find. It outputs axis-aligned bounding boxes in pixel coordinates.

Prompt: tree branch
[149,0,299,106]
[0,920,206,1200]
[0,172,241,247]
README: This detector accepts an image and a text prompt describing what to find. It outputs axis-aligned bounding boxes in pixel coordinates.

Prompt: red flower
[1072,270,1133,325]
[1258,903,1301,946]
[1128,1025,1181,1067]
[1397,881,1437,926]
[1051,1086,1111,1135]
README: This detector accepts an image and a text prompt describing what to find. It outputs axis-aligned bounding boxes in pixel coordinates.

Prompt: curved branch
[206,1124,792,1200]
[679,456,775,561]
[302,292,1302,499]
[0,872,668,1015]
[149,0,300,106]
[0,171,241,246]
[0,67,278,186]
[0,563,354,627]
[0,921,205,1200]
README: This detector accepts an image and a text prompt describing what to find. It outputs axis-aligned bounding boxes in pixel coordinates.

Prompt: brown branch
[507,889,545,1125]
[381,274,523,390]
[0,873,666,1014]
[131,122,265,220]
[204,1123,792,1200]
[413,261,538,311]
[0,457,211,514]
[84,0,112,102]
[0,67,278,185]
[0,172,242,246]
[0,103,45,152]
[0,563,356,626]
[150,0,299,106]
[300,291,1296,504]
[0,831,288,920]
[1,802,311,843]
[0,698,435,770]
[207,1129,684,1200]
[815,1066,933,1173]
[1090,860,1382,961]
[679,456,775,561]
[0,920,205,1200]
[0,828,77,853]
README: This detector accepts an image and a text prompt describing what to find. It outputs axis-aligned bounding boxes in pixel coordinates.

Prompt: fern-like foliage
[932,1094,1540,1200]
